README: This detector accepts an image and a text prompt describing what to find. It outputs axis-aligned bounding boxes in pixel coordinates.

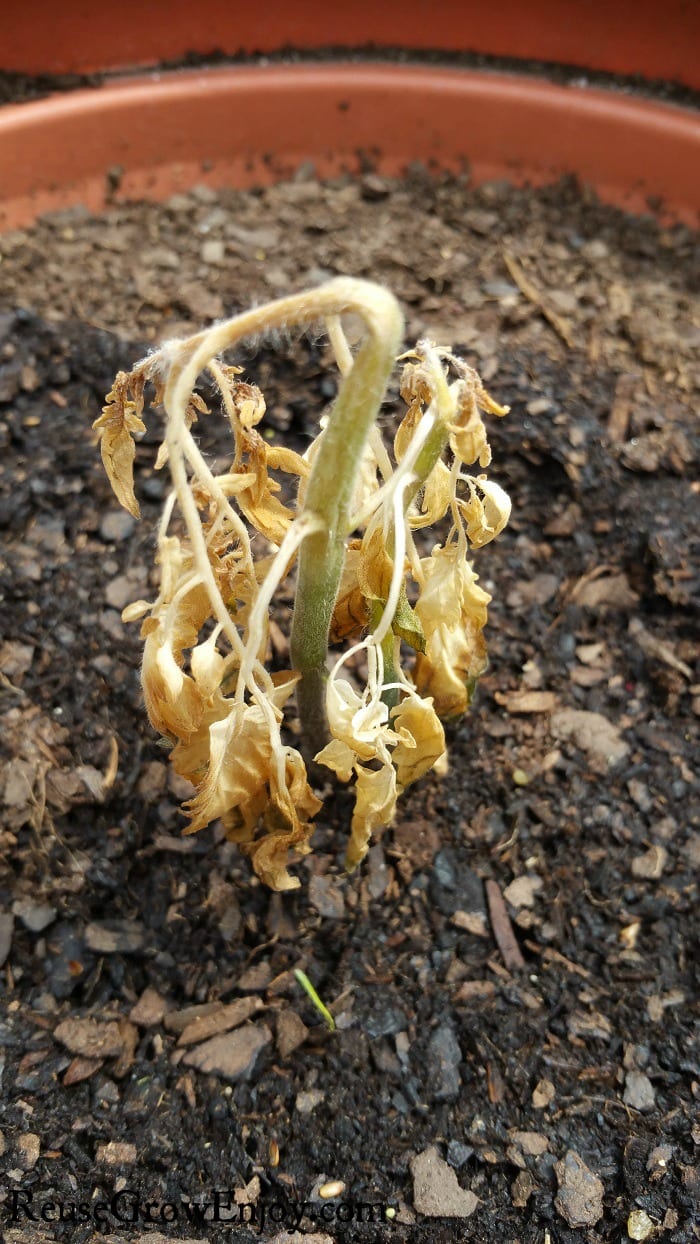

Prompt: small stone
[647,1144,673,1178]
[511,1169,536,1208]
[267,1235,334,1244]
[367,844,389,899]
[276,1009,309,1059]
[85,920,145,954]
[0,641,35,679]
[503,875,543,909]
[201,238,225,264]
[631,846,668,880]
[427,1024,462,1102]
[532,1078,556,1109]
[410,1146,479,1218]
[17,1133,41,1169]
[0,911,14,966]
[54,1017,125,1059]
[130,987,168,1027]
[554,1150,604,1227]
[623,1070,656,1112]
[628,1208,655,1240]
[295,1089,325,1114]
[100,509,136,542]
[551,708,629,766]
[105,574,138,609]
[308,874,346,919]
[237,961,272,992]
[446,1141,473,1168]
[182,1023,271,1080]
[12,900,57,933]
[509,1129,549,1156]
[96,1140,137,1165]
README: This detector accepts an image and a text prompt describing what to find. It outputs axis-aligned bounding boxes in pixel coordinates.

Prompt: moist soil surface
[0,172,698,1244]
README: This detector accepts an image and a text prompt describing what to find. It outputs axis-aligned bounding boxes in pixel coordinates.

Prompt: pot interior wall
[0,66,698,231]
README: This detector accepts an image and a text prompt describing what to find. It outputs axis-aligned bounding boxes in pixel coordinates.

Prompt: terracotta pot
[0,64,698,232]
[3,0,700,88]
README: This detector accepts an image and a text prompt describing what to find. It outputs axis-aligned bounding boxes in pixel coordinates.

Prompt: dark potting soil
[0,172,698,1244]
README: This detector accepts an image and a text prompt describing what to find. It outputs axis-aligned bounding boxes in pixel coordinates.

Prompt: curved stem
[161,278,403,757]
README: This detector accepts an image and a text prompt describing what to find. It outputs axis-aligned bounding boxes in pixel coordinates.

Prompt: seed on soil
[318,1180,345,1199]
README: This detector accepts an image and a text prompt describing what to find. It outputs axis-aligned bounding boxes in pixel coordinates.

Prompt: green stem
[290,285,403,756]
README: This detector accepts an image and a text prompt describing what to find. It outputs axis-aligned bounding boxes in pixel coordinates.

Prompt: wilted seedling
[94,278,510,889]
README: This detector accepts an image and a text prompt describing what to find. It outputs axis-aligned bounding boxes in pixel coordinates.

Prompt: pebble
[631,846,668,880]
[623,1070,656,1112]
[628,1208,655,1240]
[130,987,168,1027]
[365,1004,407,1040]
[427,1024,462,1102]
[45,922,92,997]
[54,1017,125,1059]
[550,708,629,766]
[99,509,136,542]
[367,843,389,898]
[410,1146,479,1218]
[532,1078,556,1109]
[268,1235,334,1244]
[96,1140,137,1165]
[17,1133,41,1170]
[182,1023,271,1080]
[295,1089,325,1114]
[503,875,543,909]
[308,874,346,919]
[276,1009,309,1059]
[105,574,138,609]
[0,911,14,966]
[554,1149,604,1227]
[446,1140,474,1169]
[12,900,57,933]
[85,920,145,954]
[509,1129,549,1156]
[201,238,225,265]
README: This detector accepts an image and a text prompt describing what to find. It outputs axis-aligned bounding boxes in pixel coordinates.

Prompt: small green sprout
[294,968,336,1032]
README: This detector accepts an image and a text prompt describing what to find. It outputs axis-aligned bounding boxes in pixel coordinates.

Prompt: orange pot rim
[0,63,698,231]
[3,0,700,90]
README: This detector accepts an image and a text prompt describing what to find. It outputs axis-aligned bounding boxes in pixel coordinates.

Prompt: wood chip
[503,250,574,347]
[495,690,558,714]
[452,980,497,1004]
[629,618,693,680]
[177,996,264,1047]
[485,879,526,971]
[62,1055,104,1085]
[607,373,637,444]
[96,1141,137,1165]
